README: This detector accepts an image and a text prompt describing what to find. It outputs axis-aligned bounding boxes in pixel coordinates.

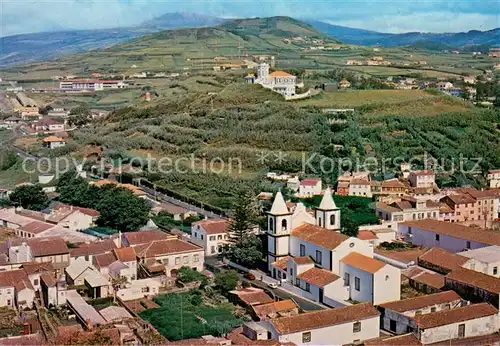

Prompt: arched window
[282,219,287,231]
[330,214,335,225]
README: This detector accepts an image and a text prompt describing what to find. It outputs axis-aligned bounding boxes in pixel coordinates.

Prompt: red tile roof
[21,261,55,275]
[21,221,54,235]
[193,219,229,235]
[291,256,313,265]
[70,239,117,257]
[400,219,500,246]
[358,230,377,240]
[29,237,69,257]
[365,334,422,346]
[412,272,445,289]
[414,303,497,329]
[291,223,349,250]
[114,247,136,262]
[297,267,340,287]
[123,229,172,246]
[269,71,295,78]
[379,291,461,312]
[0,269,33,291]
[231,288,274,306]
[134,239,202,258]
[446,267,500,293]
[93,252,117,269]
[300,178,321,186]
[418,247,470,274]
[271,303,379,334]
[54,203,100,217]
[252,299,298,318]
[341,252,386,273]
[271,256,289,270]
[410,170,435,176]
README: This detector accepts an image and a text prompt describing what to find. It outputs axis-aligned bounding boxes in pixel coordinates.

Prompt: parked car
[246,272,256,280]
[268,282,279,289]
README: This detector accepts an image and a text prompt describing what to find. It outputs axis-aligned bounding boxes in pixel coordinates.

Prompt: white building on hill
[253,63,296,97]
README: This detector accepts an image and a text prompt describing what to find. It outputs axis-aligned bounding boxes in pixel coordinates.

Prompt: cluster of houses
[346,56,393,66]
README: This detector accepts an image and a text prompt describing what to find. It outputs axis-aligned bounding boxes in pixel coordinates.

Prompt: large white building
[268,189,401,306]
[254,63,296,97]
[59,80,128,91]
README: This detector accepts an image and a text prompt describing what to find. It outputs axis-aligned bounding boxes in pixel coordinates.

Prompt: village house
[47,107,71,117]
[375,198,440,224]
[32,118,65,133]
[413,303,499,344]
[349,179,372,197]
[439,190,497,225]
[40,273,67,307]
[43,135,66,149]
[85,271,111,299]
[70,239,117,265]
[398,219,500,253]
[458,246,500,278]
[437,82,454,91]
[378,291,464,334]
[229,287,274,307]
[151,202,198,221]
[252,63,296,97]
[340,252,401,305]
[92,247,138,283]
[191,219,230,256]
[463,75,477,84]
[339,79,351,88]
[380,179,406,196]
[445,267,500,308]
[47,204,99,230]
[0,269,36,309]
[488,170,500,189]
[298,178,322,197]
[408,170,435,189]
[364,334,422,346]
[115,277,162,301]
[134,238,204,277]
[66,258,99,286]
[120,229,175,247]
[252,303,381,345]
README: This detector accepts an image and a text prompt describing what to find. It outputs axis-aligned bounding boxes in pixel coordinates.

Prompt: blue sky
[1,0,499,36]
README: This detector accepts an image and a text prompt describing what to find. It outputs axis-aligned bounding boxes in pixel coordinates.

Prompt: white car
[268,282,279,289]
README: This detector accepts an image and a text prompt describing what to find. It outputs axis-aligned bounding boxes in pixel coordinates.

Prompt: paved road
[140,183,225,220]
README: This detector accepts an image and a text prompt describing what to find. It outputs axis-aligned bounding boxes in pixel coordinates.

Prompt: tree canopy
[9,184,49,211]
[214,270,239,294]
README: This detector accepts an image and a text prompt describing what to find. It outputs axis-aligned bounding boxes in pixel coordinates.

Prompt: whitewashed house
[458,246,500,277]
[413,303,499,344]
[408,170,435,188]
[378,291,464,334]
[340,252,401,305]
[116,278,162,301]
[191,219,230,256]
[398,219,500,253]
[256,303,381,345]
[253,63,296,97]
[65,258,98,286]
[298,178,322,197]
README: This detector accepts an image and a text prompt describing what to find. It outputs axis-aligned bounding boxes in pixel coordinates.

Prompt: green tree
[0,199,11,207]
[214,270,239,294]
[96,186,151,232]
[68,105,92,127]
[177,266,208,288]
[341,214,359,238]
[9,184,49,211]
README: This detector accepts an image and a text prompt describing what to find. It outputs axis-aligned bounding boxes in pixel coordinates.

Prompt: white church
[247,63,297,97]
[267,188,401,306]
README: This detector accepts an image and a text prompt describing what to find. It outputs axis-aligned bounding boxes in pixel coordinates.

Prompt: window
[344,272,350,286]
[175,257,180,265]
[300,244,306,257]
[194,232,197,238]
[316,250,322,265]
[282,219,287,231]
[142,287,150,293]
[305,283,310,292]
[295,278,300,286]
[210,236,216,241]
[389,320,396,332]
[201,234,204,240]
[34,279,39,286]
[330,214,335,225]
[435,234,440,241]
[431,307,436,312]
[466,241,471,249]
[385,275,389,281]
[458,324,465,338]
[408,227,412,234]
[211,246,216,254]
[289,268,293,277]
[193,254,199,263]
[406,326,413,333]
[355,277,360,291]
[269,218,274,232]
[162,258,169,265]
[353,321,361,333]
[302,332,311,343]
[444,304,451,310]
[415,310,422,316]
[217,235,222,240]
[494,267,498,275]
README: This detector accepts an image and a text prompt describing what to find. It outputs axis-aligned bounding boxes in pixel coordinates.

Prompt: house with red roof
[48,203,100,230]
[191,219,230,256]
[298,178,322,197]
[254,63,297,97]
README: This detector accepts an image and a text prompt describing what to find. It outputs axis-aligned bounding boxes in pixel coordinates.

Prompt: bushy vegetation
[9,184,49,211]
[57,171,151,232]
[140,290,241,341]
[152,211,202,233]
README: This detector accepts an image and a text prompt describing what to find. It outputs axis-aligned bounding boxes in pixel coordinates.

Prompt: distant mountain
[141,12,227,29]
[220,16,324,38]
[305,19,500,48]
[0,12,227,67]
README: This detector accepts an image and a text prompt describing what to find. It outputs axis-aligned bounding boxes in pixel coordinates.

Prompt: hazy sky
[1,0,499,36]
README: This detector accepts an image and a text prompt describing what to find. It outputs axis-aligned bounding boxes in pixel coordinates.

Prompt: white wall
[150,250,204,277]
[398,224,489,253]
[270,315,380,345]
[116,279,161,301]
[60,211,95,230]
[333,239,373,274]
[0,286,15,308]
[17,288,35,309]
[419,314,500,344]
[373,265,401,304]
[341,264,374,303]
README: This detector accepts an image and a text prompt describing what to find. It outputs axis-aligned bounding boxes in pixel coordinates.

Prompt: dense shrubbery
[140,290,241,341]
